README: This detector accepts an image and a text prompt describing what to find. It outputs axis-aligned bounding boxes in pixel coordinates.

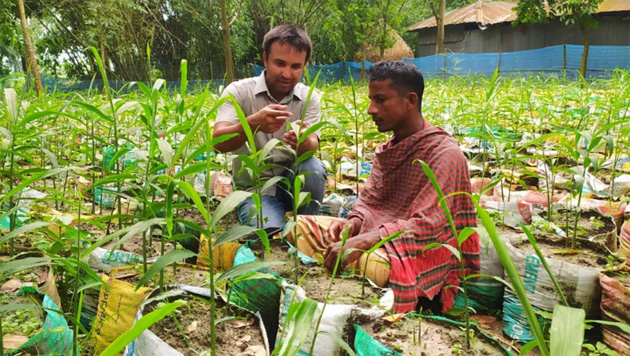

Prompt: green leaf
[297,121,328,146]
[0,167,80,207]
[422,242,460,260]
[0,221,51,245]
[210,190,252,227]
[366,231,406,255]
[457,227,476,246]
[91,174,136,188]
[157,138,173,167]
[173,162,209,179]
[4,88,18,120]
[260,138,282,161]
[99,300,187,356]
[172,96,229,166]
[521,224,568,306]
[135,249,196,290]
[0,257,51,276]
[317,330,357,356]
[230,95,256,151]
[19,110,60,127]
[106,147,132,170]
[177,181,209,225]
[261,176,284,195]
[254,229,271,257]
[180,59,188,97]
[277,298,318,356]
[81,218,165,258]
[215,261,283,283]
[446,307,467,317]
[73,101,112,123]
[475,201,549,356]
[550,305,584,356]
[215,225,258,247]
[520,340,539,355]
[585,319,630,335]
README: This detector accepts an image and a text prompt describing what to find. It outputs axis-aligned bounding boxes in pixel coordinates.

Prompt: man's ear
[407,92,419,109]
[262,52,268,67]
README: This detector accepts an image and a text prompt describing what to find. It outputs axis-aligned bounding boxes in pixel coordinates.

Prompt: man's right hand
[325,217,362,243]
[247,104,292,133]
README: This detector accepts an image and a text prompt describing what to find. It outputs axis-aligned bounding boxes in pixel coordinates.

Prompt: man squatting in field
[287,62,480,313]
[213,25,326,228]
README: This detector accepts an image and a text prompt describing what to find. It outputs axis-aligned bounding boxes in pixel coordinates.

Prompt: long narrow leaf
[476,202,550,356]
[177,181,209,224]
[215,225,259,247]
[215,261,283,283]
[521,223,569,306]
[550,305,584,356]
[135,249,196,290]
[0,221,51,244]
[210,190,252,227]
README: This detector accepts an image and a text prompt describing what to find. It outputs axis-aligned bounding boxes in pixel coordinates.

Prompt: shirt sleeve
[215,83,241,125]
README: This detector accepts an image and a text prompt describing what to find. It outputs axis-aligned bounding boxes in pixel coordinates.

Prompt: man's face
[263,42,307,99]
[367,79,413,133]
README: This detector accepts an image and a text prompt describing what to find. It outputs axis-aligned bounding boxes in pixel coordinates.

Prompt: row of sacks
[448,222,630,356]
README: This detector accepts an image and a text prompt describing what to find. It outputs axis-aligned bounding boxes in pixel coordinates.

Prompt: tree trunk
[17,0,43,95]
[580,22,589,78]
[220,0,235,83]
[379,22,387,61]
[435,0,445,54]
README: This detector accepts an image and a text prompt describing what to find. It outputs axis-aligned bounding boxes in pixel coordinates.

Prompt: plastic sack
[502,241,601,342]
[480,200,532,228]
[123,285,269,356]
[277,282,356,356]
[353,324,401,356]
[228,245,282,347]
[91,274,153,355]
[7,287,74,356]
[339,159,372,178]
[196,234,241,270]
[600,274,630,356]
[193,170,233,198]
[453,233,504,313]
[87,247,144,272]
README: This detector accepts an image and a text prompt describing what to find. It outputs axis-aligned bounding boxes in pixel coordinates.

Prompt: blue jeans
[237,157,327,229]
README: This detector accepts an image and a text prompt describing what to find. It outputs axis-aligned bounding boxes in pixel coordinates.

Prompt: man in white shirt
[213,25,326,229]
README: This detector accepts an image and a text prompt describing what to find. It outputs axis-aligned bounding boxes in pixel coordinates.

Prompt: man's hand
[247,104,292,133]
[323,231,380,271]
[282,120,306,149]
[325,217,362,243]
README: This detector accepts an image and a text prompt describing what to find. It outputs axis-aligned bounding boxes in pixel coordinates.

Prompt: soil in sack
[109,264,211,288]
[536,208,617,251]
[148,298,266,356]
[354,315,511,356]
[251,239,385,309]
[600,271,630,356]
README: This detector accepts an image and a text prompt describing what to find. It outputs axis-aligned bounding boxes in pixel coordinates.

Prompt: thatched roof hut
[353,29,414,62]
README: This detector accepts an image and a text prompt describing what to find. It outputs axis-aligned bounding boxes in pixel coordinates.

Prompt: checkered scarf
[348,120,479,312]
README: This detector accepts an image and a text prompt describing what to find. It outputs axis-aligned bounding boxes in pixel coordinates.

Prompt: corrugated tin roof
[409,0,630,32]
[409,1,517,31]
[598,0,630,13]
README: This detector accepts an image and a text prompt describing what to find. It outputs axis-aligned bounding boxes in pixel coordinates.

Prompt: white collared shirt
[215,71,321,192]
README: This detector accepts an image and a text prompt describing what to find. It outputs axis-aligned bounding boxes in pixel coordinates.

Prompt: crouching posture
[288,61,479,313]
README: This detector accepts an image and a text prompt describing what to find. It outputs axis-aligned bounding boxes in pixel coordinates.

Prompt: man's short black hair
[368,61,425,110]
[263,25,312,63]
